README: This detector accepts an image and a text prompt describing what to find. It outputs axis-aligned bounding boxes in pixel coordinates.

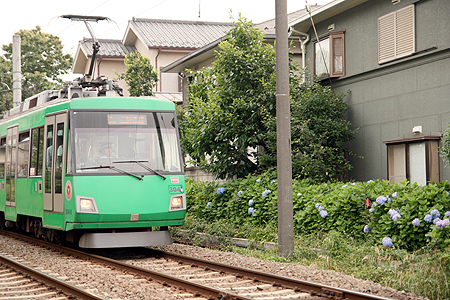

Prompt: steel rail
[0,230,392,300]
[0,253,106,300]
[0,230,252,300]
[145,248,391,300]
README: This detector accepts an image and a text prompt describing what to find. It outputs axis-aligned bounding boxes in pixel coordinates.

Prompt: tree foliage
[115,52,158,97]
[180,16,355,182]
[182,16,276,179]
[261,82,355,182]
[0,26,73,108]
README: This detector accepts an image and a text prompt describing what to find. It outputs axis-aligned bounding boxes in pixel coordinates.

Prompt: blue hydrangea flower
[318,205,324,212]
[256,179,261,183]
[382,237,393,248]
[442,219,450,227]
[436,220,444,229]
[217,187,225,195]
[248,199,254,206]
[388,209,401,221]
[363,225,371,233]
[433,218,441,225]
[430,209,440,219]
[392,213,401,221]
[207,201,212,207]
[238,191,243,196]
[262,190,271,197]
[320,210,328,218]
[388,209,397,218]
[315,203,321,208]
[369,208,375,213]
[271,180,276,184]
[445,211,450,217]
[376,196,387,205]
[447,191,449,196]
[248,207,256,215]
[392,192,398,197]
[412,218,420,226]
[386,196,391,203]
[424,214,433,223]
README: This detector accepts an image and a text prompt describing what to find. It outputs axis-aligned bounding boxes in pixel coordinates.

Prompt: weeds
[174,216,450,300]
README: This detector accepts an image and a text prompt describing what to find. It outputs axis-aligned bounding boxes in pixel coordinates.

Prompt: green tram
[0,82,186,248]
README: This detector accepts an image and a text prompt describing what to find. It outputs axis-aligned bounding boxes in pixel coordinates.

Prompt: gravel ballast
[0,234,429,300]
[157,242,430,300]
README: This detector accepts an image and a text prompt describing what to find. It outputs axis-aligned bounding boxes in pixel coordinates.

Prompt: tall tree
[1,26,73,106]
[182,16,276,179]
[115,52,159,97]
[181,16,356,182]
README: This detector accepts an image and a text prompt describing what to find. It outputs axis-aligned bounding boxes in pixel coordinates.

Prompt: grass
[171,215,450,300]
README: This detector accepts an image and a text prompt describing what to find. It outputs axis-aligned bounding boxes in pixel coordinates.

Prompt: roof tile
[130,18,234,49]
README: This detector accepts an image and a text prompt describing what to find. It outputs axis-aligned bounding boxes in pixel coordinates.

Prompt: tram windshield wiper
[79,165,143,181]
[112,160,166,180]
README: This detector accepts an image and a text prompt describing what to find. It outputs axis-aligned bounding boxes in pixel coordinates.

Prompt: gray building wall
[303,0,450,181]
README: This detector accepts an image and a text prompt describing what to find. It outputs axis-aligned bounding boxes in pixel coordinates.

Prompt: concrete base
[79,230,172,248]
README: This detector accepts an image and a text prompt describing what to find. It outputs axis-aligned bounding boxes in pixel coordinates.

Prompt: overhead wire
[96,0,170,38]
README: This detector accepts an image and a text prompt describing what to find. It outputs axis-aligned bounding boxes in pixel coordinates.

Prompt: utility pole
[12,34,22,107]
[275,0,294,257]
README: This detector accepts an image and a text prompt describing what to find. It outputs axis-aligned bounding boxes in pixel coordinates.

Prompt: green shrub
[185,173,450,251]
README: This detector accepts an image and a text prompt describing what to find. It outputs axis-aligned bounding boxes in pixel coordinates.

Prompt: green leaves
[186,176,450,251]
[0,26,73,108]
[115,52,158,97]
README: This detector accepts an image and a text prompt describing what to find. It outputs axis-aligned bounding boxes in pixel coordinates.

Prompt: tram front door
[43,113,66,218]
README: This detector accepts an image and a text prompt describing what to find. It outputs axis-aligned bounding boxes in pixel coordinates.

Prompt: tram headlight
[76,196,99,214]
[169,194,185,211]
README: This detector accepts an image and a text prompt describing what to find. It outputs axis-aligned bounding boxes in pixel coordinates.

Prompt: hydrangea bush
[185,172,450,251]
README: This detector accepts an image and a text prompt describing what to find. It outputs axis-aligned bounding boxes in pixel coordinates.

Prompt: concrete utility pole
[275,0,294,257]
[12,34,22,107]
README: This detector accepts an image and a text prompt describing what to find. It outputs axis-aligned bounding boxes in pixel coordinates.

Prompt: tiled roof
[80,38,136,57]
[129,18,234,49]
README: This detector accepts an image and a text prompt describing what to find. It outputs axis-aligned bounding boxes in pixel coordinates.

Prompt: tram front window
[73,111,182,175]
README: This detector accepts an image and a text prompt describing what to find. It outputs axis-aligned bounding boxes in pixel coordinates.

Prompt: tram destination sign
[107,113,147,125]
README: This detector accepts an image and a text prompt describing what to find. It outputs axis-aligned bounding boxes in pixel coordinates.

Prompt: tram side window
[17,131,30,178]
[30,127,44,177]
[0,137,5,178]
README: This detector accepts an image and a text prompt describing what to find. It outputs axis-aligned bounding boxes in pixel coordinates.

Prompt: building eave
[288,0,369,33]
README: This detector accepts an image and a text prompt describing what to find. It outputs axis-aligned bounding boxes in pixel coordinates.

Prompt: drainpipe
[155,47,162,92]
[289,28,309,82]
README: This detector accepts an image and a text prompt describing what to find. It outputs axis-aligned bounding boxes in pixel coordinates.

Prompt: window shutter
[330,32,345,77]
[378,5,414,64]
[378,12,396,64]
[396,5,415,58]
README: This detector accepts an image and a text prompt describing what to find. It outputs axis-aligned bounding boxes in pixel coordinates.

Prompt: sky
[1,0,332,79]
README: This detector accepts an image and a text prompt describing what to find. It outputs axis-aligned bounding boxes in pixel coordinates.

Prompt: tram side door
[43,114,66,213]
[5,125,18,208]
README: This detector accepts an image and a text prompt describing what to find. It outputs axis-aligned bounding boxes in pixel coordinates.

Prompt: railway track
[0,252,105,300]
[0,230,392,300]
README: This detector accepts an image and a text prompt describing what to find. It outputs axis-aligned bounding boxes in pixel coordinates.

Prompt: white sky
[1,0,332,79]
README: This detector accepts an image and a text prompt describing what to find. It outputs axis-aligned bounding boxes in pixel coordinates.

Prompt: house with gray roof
[72,18,233,98]
[289,0,450,184]
[161,7,317,103]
